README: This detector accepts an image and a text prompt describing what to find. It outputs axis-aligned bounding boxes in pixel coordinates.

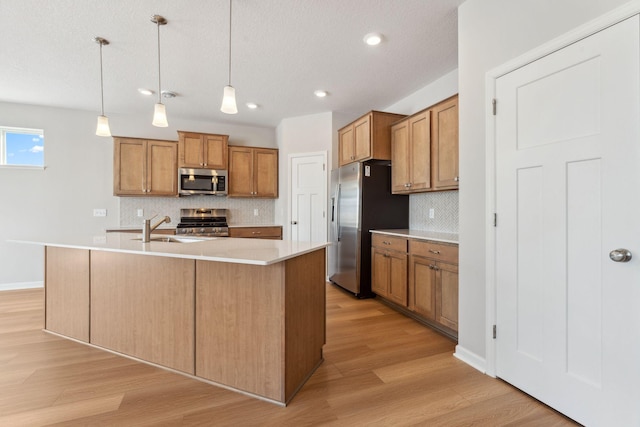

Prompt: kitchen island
[20,233,328,406]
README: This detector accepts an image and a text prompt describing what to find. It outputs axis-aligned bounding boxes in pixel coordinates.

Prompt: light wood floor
[0,285,578,426]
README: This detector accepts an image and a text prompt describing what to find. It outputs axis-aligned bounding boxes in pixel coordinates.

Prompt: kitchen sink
[132,236,210,243]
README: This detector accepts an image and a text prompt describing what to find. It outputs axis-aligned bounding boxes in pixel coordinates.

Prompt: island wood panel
[284,248,326,399]
[195,259,286,401]
[45,246,90,342]
[195,248,326,404]
[90,251,195,374]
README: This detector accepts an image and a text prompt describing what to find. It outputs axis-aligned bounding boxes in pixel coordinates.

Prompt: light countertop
[371,229,458,244]
[12,233,328,266]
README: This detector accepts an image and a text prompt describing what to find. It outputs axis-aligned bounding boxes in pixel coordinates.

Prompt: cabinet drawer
[409,240,458,264]
[229,226,282,240]
[372,234,407,253]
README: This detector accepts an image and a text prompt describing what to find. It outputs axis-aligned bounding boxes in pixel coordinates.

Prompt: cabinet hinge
[492,98,497,115]
[493,324,497,339]
[493,213,497,227]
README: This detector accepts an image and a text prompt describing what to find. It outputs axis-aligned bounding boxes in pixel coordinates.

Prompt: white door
[495,16,640,426]
[289,153,327,242]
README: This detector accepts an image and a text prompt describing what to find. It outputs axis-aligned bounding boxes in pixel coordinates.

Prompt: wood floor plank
[0,285,579,426]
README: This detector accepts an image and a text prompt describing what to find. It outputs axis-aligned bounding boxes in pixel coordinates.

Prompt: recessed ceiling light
[363,32,383,46]
[138,88,154,96]
[246,102,258,109]
[314,90,328,98]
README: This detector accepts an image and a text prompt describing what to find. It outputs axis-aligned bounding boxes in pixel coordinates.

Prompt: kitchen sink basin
[132,236,210,243]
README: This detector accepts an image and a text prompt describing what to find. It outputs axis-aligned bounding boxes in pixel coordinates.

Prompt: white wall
[0,101,275,289]
[275,112,334,240]
[457,0,631,370]
[384,69,458,116]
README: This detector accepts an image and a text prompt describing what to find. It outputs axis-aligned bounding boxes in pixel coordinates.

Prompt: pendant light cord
[228,0,232,86]
[157,21,162,103]
[99,42,105,115]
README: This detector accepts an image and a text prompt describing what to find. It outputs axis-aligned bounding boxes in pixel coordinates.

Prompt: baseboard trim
[0,281,44,291]
[454,345,488,375]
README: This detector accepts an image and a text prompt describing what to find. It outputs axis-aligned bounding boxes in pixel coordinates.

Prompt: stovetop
[176,208,229,237]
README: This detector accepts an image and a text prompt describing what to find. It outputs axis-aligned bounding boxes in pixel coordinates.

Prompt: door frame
[287,151,328,242]
[484,1,640,378]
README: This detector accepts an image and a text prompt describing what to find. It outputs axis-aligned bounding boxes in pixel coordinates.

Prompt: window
[1,126,45,168]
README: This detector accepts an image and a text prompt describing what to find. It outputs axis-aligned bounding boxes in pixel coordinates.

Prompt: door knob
[609,248,632,262]
[291,221,298,225]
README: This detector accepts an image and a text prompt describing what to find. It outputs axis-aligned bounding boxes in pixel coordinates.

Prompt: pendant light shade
[220,0,238,114]
[221,85,238,114]
[96,115,111,136]
[152,102,168,127]
[94,37,111,137]
[151,15,169,127]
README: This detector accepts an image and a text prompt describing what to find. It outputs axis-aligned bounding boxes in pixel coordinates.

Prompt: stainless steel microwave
[178,168,228,196]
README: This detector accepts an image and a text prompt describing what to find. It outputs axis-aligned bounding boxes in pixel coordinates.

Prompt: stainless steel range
[175,208,229,237]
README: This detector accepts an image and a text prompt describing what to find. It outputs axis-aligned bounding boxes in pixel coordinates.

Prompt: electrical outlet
[137,209,144,217]
[254,209,259,216]
[93,208,107,217]
[429,208,435,219]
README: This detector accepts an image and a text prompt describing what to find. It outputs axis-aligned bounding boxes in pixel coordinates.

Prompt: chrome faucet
[142,215,171,243]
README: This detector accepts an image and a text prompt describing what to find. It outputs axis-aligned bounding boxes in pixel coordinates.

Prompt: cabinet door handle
[383,253,390,258]
[252,231,261,235]
[383,241,391,245]
[454,176,459,182]
[428,249,440,254]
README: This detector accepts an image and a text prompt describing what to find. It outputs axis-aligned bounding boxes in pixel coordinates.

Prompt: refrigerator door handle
[336,184,341,241]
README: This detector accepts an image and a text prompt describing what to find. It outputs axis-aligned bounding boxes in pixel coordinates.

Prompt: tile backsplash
[409,190,458,233]
[120,197,275,227]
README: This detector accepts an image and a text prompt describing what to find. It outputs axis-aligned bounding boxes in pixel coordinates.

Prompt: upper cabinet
[338,111,406,166]
[113,137,178,196]
[431,96,459,190]
[391,110,431,193]
[228,146,278,198]
[178,131,228,169]
[391,95,458,194]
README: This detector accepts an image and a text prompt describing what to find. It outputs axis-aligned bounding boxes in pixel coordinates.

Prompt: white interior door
[289,153,327,242]
[495,16,640,426]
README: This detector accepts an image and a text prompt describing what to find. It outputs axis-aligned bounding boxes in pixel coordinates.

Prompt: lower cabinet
[371,235,408,306]
[228,225,283,240]
[371,233,458,338]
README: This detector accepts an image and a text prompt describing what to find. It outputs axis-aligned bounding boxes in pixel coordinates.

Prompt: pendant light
[151,15,169,127]
[220,0,238,114]
[94,37,111,137]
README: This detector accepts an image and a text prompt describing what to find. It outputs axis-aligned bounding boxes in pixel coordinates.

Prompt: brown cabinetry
[228,146,278,198]
[113,137,177,196]
[391,95,458,194]
[409,240,458,334]
[178,131,228,169]
[391,110,431,193]
[431,96,459,189]
[371,234,408,306]
[338,111,406,166]
[229,226,282,240]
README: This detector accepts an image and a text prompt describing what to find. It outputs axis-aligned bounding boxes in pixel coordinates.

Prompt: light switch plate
[429,208,435,219]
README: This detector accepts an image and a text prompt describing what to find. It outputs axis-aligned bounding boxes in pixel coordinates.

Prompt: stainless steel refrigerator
[329,161,409,297]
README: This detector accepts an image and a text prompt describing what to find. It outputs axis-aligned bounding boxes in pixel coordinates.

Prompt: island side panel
[90,251,195,374]
[195,260,285,402]
[284,248,326,401]
[45,246,90,342]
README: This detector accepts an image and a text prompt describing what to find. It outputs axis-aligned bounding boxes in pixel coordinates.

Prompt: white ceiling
[0,0,463,128]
